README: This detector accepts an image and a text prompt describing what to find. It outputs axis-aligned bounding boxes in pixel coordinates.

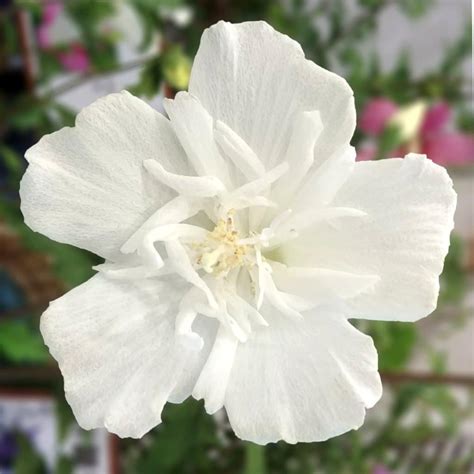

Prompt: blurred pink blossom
[358,99,473,166]
[57,44,90,73]
[372,465,392,474]
[421,101,451,137]
[356,146,377,161]
[359,98,398,135]
[420,102,474,166]
[37,1,63,48]
[423,133,474,166]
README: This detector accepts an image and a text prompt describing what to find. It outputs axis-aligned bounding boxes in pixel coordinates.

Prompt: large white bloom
[20,21,456,444]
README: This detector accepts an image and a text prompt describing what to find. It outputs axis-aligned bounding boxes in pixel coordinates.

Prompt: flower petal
[280,154,456,321]
[271,111,323,204]
[192,325,239,414]
[224,307,382,444]
[291,146,356,210]
[163,92,230,185]
[41,273,215,438]
[271,264,379,307]
[189,21,355,171]
[143,160,226,197]
[20,91,189,260]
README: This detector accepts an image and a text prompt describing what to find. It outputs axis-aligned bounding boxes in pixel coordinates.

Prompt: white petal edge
[224,306,382,444]
[280,154,457,321]
[20,91,189,260]
[41,273,214,438]
[189,21,356,175]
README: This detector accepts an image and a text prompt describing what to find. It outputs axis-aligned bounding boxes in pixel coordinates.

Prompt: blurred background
[0,0,473,472]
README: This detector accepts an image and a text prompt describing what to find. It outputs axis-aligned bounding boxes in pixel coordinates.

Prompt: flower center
[194,212,253,276]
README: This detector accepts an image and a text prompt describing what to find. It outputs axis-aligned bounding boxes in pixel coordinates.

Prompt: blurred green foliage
[0,320,48,363]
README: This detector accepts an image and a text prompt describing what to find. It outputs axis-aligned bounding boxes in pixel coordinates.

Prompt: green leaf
[370,321,417,371]
[0,145,24,188]
[65,0,116,30]
[375,124,403,159]
[399,0,435,18]
[133,399,219,472]
[56,395,76,441]
[439,234,467,305]
[457,107,474,133]
[128,56,163,98]
[54,457,74,474]
[0,321,49,363]
[440,22,472,75]
[162,46,191,90]
[9,104,45,130]
[13,432,48,474]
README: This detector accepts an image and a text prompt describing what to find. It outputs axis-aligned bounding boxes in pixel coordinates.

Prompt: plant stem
[243,442,266,474]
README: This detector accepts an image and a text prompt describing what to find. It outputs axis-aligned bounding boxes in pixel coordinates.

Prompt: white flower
[20,21,456,444]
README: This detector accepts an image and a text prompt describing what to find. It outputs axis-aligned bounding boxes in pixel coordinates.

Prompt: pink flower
[358,99,474,166]
[419,102,474,166]
[356,146,377,161]
[37,1,63,49]
[57,44,90,73]
[372,465,392,474]
[423,133,474,166]
[421,102,451,137]
[43,1,63,24]
[359,98,398,136]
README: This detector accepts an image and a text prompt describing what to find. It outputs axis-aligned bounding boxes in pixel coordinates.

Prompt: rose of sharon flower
[57,44,91,73]
[20,22,456,444]
[358,98,398,136]
[358,99,474,166]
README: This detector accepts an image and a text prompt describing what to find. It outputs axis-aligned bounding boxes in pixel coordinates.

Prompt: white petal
[40,273,213,438]
[225,162,288,204]
[189,21,355,171]
[293,145,356,209]
[281,154,457,321]
[137,224,207,269]
[224,307,382,444]
[168,315,218,404]
[144,160,226,197]
[165,240,217,308]
[164,92,230,185]
[93,260,173,280]
[214,120,265,181]
[271,264,379,307]
[272,110,323,204]
[259,269,303,321]
[121,196,201,254]
[193,325,238,414]
[266,206,366,249]
[20,91,188,260]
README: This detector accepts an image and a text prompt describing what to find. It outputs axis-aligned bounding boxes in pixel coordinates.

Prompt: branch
[0,366,472,386]
[44,56,153,98]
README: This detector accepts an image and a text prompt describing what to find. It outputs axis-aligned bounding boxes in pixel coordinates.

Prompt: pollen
[194,211,250,276]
